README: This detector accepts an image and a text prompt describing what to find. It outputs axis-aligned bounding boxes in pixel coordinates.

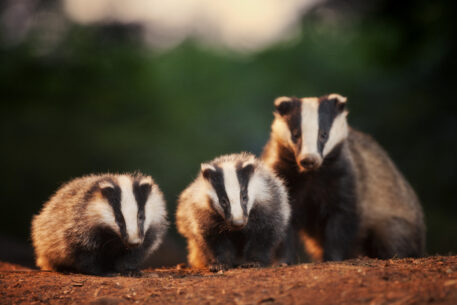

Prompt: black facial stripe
[236,162,254,215]
[279,98,302,153]
[99,179,127,241]
[133,180,151,238]
[318,97,340,156]
[204,165,231,219]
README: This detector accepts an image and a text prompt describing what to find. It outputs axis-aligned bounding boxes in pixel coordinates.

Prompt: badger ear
[201,163,216,180]
[274,97,294,116]
[239,161,255,179]
[99,180,116,199]
[99,180,115,190]
[139,176,153,187]
[327,93,347,112]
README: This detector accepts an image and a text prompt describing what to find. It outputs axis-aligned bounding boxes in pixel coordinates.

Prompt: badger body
[176,153,290,271]
[31,173,168,275]
[262,94,425,262]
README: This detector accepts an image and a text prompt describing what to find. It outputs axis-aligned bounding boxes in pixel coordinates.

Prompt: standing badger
[262,94,425,261]
[176,153,290,271]
[31,173,169,275]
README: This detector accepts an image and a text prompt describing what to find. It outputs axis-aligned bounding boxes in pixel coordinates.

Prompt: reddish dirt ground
[1,256,456,305]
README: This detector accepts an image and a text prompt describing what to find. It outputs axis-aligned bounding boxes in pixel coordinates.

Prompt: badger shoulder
[346,128,424,227]
[176,177,211,239]
[31,174,106,270]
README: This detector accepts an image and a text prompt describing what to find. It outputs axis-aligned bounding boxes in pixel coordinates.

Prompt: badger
[262,94,425,262]
[176,152,290,271]
[31,173,169,275]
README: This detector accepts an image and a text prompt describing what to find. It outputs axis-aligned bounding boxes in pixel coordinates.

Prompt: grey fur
[31,173,169,275]
[176,152,291,270]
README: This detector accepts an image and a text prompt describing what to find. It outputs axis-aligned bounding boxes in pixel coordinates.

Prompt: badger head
[200,157,260,229]
[271,93,348,172]
[87,174,167,250]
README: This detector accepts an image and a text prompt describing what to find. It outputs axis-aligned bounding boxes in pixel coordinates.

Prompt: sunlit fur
[176,152,290,270]
[263,94,425,261]
[31,173,168,275]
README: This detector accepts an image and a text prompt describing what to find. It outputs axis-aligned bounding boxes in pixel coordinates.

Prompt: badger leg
[70,251,106,275]
[204,233,237,272]
[113,228,159,275]
[274,225,300,265]
[242,227,277,267]
[323,211,359,261]
[113,250,144,276]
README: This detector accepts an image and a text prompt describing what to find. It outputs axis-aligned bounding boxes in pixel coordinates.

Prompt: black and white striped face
[88,175,167,248]
[200,159,259,229]
[272,94,349,171]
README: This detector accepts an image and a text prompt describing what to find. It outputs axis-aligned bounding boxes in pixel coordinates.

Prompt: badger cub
[262,94,425,261]
[31,173,169,275]
[176,153,290,271]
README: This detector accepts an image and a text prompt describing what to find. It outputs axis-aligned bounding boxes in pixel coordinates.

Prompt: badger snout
[229,217,248,229]
[124,237,143,249]
[298,154,322,171]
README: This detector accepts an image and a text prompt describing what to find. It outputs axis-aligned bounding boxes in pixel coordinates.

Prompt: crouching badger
[262,94,425,261]
[31,173,169,275]
[176,153,290,271]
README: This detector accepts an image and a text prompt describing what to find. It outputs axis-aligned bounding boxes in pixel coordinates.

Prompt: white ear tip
[99,181,115,189]
[201,163,216,172]
[139,177,153,186]
[242,160,255,168]
[274,96,291,106]
[328,93,347,103]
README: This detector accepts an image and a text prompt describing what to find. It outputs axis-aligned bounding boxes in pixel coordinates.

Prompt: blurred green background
[1,0,456,266]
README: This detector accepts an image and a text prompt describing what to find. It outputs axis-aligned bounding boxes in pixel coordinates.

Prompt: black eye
[291,130,301,142]
[138,212,145,221]
[319,131,328,141]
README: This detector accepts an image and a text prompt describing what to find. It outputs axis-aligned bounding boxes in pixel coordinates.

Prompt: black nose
[299,156,320,170]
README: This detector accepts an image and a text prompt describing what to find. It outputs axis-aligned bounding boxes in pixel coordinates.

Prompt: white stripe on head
[221,163,244,224]
[323,111,348,157]
[298,98,320,160]
[118,175,141,244]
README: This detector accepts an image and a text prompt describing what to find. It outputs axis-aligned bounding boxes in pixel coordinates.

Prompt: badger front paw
[239,262,265,269]
[208,263,230,272]
[121,269,143,277]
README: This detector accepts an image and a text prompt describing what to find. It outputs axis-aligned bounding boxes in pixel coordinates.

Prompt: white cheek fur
[271,115,292,146]
[247,171,270,213]
[86,199,119,235]
[323,112,348,157]
[206,184,224,217]
[144,185,167,231]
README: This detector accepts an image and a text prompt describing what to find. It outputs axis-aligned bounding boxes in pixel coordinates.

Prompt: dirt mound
[1,256,456,305]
